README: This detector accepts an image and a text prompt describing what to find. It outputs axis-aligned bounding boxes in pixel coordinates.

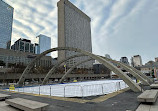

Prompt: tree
[0,60,5,66]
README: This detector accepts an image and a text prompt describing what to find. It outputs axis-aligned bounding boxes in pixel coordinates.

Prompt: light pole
[64,64,66,75]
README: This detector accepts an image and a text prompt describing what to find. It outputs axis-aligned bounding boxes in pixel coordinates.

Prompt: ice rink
[9,80,130,97]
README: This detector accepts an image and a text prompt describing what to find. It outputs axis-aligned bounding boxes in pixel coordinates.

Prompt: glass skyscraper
[0,0,13,49]
[11,38,35,53]
[36,34,51,56]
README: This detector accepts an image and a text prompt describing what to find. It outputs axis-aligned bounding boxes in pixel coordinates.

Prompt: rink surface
[8,79,129,97]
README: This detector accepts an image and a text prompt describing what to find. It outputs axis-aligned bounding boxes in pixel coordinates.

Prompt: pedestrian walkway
[136,99,158,111]
[0,88,141,111]
[0,101,20,111]
[6,98,49,111]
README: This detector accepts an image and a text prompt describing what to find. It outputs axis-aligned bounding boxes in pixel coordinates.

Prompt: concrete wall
[0,68,13,73]
[0,73,109,80]
[0,48,52,68]
[58,0,66,65]
[58,0,93,68]
[131,55,142,67]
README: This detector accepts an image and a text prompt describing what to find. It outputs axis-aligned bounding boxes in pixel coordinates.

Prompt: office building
[34,43,39,54]
[0,48,52,68]
[52,58,58,66]
[0,0,13,49]
[105,54,111,59]
[140,61,158,78]
[57,0,93,68]
[93,60,111,75]
[120,57,129,65]
[11,38,35,53]
[155,57,158,62]
[131,55,142,67]
[36,34,51,56]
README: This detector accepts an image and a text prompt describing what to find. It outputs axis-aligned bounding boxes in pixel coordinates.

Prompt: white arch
[100,56,150,85]
[59,58,93,83]
[42,54,87,84]
[18,47,141,92]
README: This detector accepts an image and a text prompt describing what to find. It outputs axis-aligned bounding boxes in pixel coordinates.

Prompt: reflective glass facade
[37,34,51,56]
[0,0,13,49]
[11,38,35,53]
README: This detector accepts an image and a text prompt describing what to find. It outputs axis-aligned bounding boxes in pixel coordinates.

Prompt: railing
[8,81,128,97]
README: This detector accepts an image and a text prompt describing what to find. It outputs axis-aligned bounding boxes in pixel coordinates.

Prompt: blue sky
[4,0,158,64]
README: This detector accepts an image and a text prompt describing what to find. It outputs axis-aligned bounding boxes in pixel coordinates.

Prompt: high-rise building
[0,0,14,49]
[131,55,142,67]
[120,57,129,65]
[93,64,111,75]
[155,57,158,62]
[105,54,111,59]
[36,34,51,56]
[34,43,39,54]
[57,0,93,68]
[11,38,35,53]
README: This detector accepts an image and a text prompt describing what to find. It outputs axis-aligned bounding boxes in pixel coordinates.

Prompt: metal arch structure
[101,56,152,83]
[57,56,150,85]
[42,54,87,85]
[122,64,153,83]
[59,58,94,83]
[43,55,150,86]
[18,47,141,92]
[100,56,150,85]
[102,56,153,83]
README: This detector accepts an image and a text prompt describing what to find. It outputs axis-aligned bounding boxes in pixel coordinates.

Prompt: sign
[73,80,77,82]
[136,79,140,83]
[9,84,15,91]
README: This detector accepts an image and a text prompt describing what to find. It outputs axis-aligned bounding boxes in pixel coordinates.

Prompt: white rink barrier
[8,80,130,97]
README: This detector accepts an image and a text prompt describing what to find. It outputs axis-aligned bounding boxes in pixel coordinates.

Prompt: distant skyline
[3,0,158,64]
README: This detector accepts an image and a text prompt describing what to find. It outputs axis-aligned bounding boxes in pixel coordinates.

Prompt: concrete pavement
[0,88,141,111]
